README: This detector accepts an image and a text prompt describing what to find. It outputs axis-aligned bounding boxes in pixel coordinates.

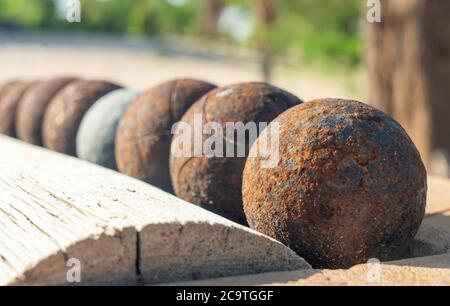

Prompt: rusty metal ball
[243,98,427,269]
[116,78,217,192]
[0,81,34,137]
[16,77,78,146]
[43,80,122,156]
[170,82,302,225]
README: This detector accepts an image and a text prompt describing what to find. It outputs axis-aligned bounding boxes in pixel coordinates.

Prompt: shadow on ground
[390,212,450,269]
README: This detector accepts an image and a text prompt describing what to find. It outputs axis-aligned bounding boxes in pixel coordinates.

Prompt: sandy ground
[0,31,365,102]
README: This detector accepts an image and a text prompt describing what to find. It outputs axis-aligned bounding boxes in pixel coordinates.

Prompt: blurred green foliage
[272,0,362,66]
[0,0,56,28]
[0,0,363,66]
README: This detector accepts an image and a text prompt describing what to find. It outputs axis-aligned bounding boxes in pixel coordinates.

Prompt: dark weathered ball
[243,98,427,268]
[0,81,34,137]
[43,80,121,156]
[170,82,302,225]
[77,89,138,170]
[16,77,77,145]
[116,78,217,192]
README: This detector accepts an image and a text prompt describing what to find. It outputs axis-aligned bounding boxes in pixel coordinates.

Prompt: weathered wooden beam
[0,136,309,285]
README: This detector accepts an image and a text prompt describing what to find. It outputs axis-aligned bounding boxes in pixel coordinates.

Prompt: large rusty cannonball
[77,89,138,170]
[242,98,427,268]
[170,82,302,225]
[16,77,77,145]
[116,78,216,192]
[0,81,34,137]
[43,80,121,156]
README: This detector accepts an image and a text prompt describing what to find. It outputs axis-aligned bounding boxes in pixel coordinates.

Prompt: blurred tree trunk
[202,0,225,38]
[41,0,55,28]
[366,0,450,176]
[254,0,277,83]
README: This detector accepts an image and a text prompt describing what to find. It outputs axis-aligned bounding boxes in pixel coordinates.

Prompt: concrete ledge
[412,176,450,256]
[170,253,450,286]
[170,175,450,286]
[0,136,310,285]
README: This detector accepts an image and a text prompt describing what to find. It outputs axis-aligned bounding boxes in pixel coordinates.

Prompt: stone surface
[16,77,77,146]
[42,80,121,156]
[243,98,427,269]
[0,81,33,137]
[170,175,450,285]
[172,253,450,286]
[0,136,310,286]
[410,175,450,257]
[116,79,216,192]
[77,89,138,170]
[170,82,302,225]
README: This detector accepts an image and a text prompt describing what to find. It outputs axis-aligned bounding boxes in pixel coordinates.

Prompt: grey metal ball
[76,89,138,170]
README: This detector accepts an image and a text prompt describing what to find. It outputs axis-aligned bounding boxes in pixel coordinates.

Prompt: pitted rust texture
[170,82,302,225]
[115,79,216,192]
[16,77,78,146]
[243,98,427,269]
[0,81,34,137]
[42,80,121,156]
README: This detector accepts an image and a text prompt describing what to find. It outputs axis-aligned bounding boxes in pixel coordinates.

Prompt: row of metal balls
[0,77,427,269]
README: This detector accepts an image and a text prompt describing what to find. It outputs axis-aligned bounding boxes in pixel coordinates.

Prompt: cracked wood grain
[0,136,309,285]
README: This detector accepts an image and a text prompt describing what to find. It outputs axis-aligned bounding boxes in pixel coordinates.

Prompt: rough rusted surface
[243,98,427,269]
[42,80,121,156]
[0,81,34,137]
[170,82,302,225]
[116,79,216,192]
[16,77,78,146]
